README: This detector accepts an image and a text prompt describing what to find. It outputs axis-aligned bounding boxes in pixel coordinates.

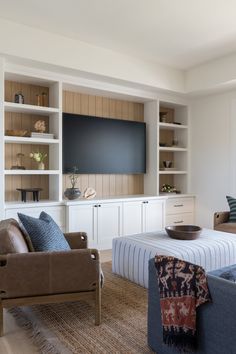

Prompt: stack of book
[31,132,54,139]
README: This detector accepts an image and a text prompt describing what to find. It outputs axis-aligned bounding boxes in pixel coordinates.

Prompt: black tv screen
[63,113,146,174]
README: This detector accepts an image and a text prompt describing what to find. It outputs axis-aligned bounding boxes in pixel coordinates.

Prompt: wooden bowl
[6,129,28,137]
[165,225,202,240]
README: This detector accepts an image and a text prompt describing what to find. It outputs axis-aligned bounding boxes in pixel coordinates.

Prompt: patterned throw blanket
[155,255,211,352]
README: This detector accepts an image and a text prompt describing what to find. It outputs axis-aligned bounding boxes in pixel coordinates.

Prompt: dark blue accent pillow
[226,195,236,222]
[209,264,236,283]
[18,211,70,252]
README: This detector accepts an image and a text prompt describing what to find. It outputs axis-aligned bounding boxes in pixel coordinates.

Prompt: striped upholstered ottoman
[112,229,236,288]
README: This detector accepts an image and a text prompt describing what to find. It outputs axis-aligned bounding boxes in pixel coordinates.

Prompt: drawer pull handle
[174,204,183,207]
[174,220,184,224]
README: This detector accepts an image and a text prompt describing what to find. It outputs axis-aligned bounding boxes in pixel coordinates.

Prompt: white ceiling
[1,0,236,70]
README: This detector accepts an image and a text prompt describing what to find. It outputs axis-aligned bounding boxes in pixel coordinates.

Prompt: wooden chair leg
[95,283,101,325]
[0,300,3,336]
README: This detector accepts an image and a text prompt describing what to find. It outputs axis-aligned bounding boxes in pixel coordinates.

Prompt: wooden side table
[16,188,43,202]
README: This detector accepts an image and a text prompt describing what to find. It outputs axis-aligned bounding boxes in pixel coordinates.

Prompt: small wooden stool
[16,188,42,202]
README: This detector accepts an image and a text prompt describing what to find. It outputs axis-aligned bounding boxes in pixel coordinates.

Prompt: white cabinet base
[66,196,166,250]
[165,196,195,226]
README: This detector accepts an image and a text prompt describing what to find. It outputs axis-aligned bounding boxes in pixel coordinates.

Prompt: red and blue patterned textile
[155,255,211,352]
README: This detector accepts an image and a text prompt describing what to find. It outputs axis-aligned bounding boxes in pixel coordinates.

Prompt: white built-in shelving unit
[0,57,191,221]
[158,103,189,194]
[0,68,62,213]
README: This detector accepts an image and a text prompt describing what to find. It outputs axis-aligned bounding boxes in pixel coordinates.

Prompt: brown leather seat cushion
[215,223,236,234]
[0,219,29,254]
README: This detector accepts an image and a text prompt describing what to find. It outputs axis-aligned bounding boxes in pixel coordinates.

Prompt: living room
[1,1,236,353]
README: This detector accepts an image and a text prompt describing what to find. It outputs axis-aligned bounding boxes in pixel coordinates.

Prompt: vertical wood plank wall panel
[63,91,144,197]
[4,81,50,201]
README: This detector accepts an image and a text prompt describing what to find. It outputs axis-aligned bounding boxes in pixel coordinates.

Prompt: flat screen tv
[63,113,146,174]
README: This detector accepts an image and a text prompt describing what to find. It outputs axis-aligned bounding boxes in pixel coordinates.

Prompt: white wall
[0,18,185,94]
[190,91,236,228]
[186,52,236,94]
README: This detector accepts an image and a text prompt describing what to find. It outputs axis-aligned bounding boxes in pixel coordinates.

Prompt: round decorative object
[34,120,46,133]
[64,188,81,200]
[84,187,96,199]
[165,225,202,240]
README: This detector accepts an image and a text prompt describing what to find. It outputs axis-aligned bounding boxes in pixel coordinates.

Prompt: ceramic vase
[64,188,81,200]
[38,162,45,170]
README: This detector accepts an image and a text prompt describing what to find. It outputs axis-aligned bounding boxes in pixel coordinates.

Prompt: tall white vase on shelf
[38,162,45,170]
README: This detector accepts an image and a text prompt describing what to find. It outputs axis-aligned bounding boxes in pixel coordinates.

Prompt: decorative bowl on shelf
[165,225,202,240]
[5,129,28,137]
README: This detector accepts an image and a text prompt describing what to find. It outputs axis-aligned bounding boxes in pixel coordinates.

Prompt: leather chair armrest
[64,232,88,249]
[0,249,100,299]
[214,211,230,228]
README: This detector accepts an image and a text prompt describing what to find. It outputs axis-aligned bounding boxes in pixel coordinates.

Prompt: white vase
[38,162,45,170]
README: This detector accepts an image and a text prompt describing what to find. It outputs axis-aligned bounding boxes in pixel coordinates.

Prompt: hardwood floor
[0,249,112,354]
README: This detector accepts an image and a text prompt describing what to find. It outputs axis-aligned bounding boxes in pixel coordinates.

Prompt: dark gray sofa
[148,258,236,354]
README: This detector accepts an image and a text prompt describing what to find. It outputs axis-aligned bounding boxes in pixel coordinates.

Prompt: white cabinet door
[123,201,143,235]
[97,202,122,249]
[67,205,96,247]
[143,199,164,232]
[166,213,194,226]
[166,197,194,215]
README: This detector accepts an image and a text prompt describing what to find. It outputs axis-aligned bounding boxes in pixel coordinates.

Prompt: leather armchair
[214,211,236,234]
[0,219,101,336]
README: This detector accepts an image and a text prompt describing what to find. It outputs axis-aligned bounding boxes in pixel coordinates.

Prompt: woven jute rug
[10,262,154,354]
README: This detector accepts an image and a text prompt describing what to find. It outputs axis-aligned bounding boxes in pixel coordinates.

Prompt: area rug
[10,262,154,354]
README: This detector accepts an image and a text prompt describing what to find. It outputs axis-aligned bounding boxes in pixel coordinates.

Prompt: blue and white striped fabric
[112,229,236,288]
[226,195,236,222]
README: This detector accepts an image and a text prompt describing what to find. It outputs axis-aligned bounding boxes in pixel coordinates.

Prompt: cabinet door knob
[174,204,183,207]
[174,220,184,224]
[94,205,98,207]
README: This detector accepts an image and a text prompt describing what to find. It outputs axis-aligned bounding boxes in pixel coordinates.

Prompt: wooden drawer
[166,213,194,226]
[5,206,65,229]
[166,197,194,215]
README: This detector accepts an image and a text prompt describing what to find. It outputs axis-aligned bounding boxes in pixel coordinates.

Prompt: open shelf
[159,147,187,152]
[159,122,188,130]
[4,170,60,175]
[5,200,63,207]
[159,104,188,194]
[159,170,187,174]
[4,136,59,144]
[4,102,59,115]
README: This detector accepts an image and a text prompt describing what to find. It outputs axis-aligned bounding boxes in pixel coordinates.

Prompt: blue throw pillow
[18,211,70,252]
[209,264,236,283]
[226,195,236,222]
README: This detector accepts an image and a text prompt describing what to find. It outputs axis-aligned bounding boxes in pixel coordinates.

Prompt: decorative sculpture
[84,187,96,199]
[34,120,46,133]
